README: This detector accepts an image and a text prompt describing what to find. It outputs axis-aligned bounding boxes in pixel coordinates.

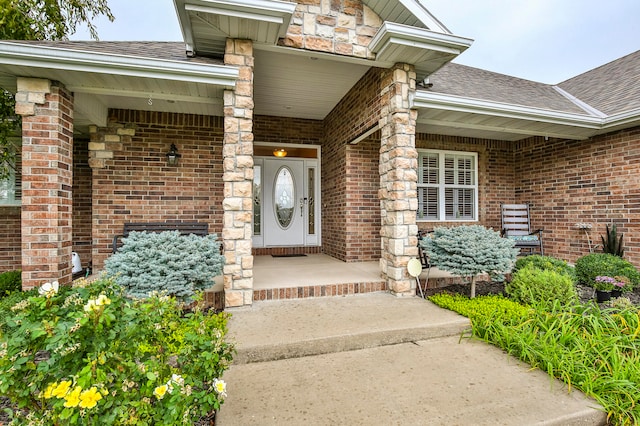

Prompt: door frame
[252,142,321,248]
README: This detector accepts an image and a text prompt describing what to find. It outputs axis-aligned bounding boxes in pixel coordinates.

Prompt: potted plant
[594,276,615,302]
[612,275,631,298]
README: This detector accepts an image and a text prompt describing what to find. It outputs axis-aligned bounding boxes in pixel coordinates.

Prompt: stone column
[15,78,74,289]
[222,39,255,307]
[378,64,419,296]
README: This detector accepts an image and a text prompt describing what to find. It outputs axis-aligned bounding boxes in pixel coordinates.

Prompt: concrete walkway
[216,293,606,426]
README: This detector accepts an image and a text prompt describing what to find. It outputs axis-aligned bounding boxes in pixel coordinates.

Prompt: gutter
[0,41,239,88]
[413,90,604,129]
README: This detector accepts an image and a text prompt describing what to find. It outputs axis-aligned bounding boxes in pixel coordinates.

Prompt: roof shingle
[558,50,640,116]
[427,62,589,115]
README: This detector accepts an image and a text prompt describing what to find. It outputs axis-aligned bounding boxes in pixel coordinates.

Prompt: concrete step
[217,292,607,426]
[227,292,470,364]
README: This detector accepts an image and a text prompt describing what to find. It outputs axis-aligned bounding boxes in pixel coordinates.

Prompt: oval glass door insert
[274,166,295,229]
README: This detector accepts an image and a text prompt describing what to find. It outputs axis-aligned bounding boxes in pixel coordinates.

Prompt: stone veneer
[15,78,74,289]
[223,39,255,307]
[378,64,418,296]
[279,0,382,58]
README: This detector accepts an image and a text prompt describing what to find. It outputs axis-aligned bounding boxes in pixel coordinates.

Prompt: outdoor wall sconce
[166,143,181,166]
[273,148,287,158]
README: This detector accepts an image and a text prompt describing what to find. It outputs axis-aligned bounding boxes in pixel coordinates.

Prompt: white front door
[263,158,305,246]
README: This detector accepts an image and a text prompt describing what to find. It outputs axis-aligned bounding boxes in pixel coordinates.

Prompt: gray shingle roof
[558,50,640,116]
[3,40,224,66]
[427,62,589,115]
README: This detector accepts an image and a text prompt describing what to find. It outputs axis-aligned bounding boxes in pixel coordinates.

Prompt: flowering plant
[0,277,234,425]
[593,275,627,291]
[613,275,632,292]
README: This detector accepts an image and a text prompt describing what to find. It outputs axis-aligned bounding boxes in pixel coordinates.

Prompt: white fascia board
[396,0,451,33]
[369,22,473,58]
[603,108,640,129]
[185,4,283,24]
[179,0,296,34]
[186,0,297,15]
[414,91,604,129]
[0,42,239,87]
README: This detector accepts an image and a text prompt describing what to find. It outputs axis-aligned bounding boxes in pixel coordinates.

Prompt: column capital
[15,77,52,117]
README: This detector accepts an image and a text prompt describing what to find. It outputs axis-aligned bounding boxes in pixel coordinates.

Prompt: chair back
[501,204,532,236]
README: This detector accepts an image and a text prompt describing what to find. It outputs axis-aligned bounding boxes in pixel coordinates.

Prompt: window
[417,149,477,221]
[0,138,20,206]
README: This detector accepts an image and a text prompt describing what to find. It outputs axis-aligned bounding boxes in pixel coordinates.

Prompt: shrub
[428,293,531,326]
[601,223,624,257]
[513,255,575,282]
[105,231,223,301]
[575,253,640,289]
[423,225,518,298]
[0,269,21,299]
[0,277,234,425]
[505,264,577,310]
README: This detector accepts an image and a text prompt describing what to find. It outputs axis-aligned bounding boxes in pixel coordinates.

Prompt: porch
[206,254,462,308]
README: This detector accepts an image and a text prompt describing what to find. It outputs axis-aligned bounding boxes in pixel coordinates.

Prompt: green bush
[505,264,578,310]
[0,269,21,299]
[0,277,234,425]
[105,231,224,301]
[423,225,518,298]
[513,255,575,282]
[428,293,531,326]
[575,253,640,288]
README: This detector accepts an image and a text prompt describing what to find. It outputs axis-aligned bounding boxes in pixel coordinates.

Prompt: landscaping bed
[423,280,640,306]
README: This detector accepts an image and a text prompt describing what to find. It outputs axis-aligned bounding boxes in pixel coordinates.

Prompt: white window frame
[417,149,478,222]
[0,137,20,206]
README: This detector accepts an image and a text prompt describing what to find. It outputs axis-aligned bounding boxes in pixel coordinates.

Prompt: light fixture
[166,143,181,166]
[273,148,287,158]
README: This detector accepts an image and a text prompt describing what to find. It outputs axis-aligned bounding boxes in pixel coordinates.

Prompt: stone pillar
[378,64,419,296]
[222,39,255,307]
[15,78,74,289]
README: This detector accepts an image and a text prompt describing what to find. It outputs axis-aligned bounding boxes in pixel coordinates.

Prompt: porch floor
[210,254,462,304]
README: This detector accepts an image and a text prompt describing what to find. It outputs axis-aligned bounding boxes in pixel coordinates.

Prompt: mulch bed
[421,280,640,306]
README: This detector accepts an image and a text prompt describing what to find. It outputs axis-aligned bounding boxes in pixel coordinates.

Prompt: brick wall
[254,115,324,144]
[415,134,515,232]
[323,67,383,261]
[344,137,380,261]
[91,109,225,270]
[514,126,640,265]
[279,0,381,59]
[0,206,21,271]
[73,139,92,271]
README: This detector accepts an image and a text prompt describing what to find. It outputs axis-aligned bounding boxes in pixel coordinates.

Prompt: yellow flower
[44,382,57,399]
[63,386,82,408]
[96,294,111,306]
[52,380,72,398]
[153,384,168,400]
[84,299,97,312]
[213,379,227,397]
[79,387,102,409]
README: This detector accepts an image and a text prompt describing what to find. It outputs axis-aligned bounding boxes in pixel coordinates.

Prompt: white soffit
[175,0,296,57]
[369,22,473,80]
[363,0,449,32]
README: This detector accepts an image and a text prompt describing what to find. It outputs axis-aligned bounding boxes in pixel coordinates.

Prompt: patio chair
[501,203,544,255]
